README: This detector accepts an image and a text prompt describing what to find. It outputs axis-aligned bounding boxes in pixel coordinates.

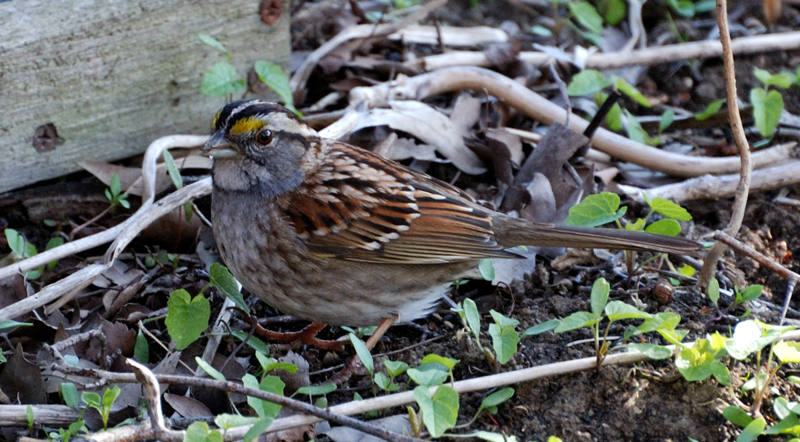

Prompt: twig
[614,160,800,204]
[712,231,800,324]
[698,0,754,289]
[127,359,183,442]
[0,179,211,322]
[348,67,793,177]
[0,135,207,281]
[410,31,800,71]
[52,364,423,442]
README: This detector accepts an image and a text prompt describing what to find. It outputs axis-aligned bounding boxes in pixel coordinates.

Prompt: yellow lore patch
[230,117,266,135]
[211,110,222,130]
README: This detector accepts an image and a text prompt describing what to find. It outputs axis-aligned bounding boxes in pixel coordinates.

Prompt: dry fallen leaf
[354,101,486,174]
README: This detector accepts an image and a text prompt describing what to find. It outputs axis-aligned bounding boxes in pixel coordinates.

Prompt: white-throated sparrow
[203,100,701,345]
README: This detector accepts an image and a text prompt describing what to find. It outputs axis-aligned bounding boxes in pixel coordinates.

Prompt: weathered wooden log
[0,0,289,193]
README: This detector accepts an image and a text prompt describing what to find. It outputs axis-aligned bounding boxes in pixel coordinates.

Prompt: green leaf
[254,61,295,112]
[648,197,692,221]
[764,413,800,435]
[198,34,230,58]
[625,343,673,360]
[421,354,459,371]
[675,339,731,385]
[489,323,520,364]
[413,385,459,438]
[162,150,183,190]
[726,320,786,360]
[0,320,32,331]
[590,278,610,315]
[373,372,393,391]
[645,219,681,236]
[604,301,651,321]
[385,360,409,377]
[659,110,675,132]
[201,62,246,97]
[243,374,284,423]
[774,340,800,364]
[463,298,482,341]
[185,421,224,442]
[407,364,449,387]
[81,391,101,409]
[478,259,495,281]
[598,0,626,25]
[165,289,211,350]
[196,357,226,381]
[564,192,626,227]
[232,331,270,355]
[637,312,681,333]
[530,25,553,37]
[102,386,121,410]
[678,264,696,277]
[568,2,604,34]
[626,218,646,232]
[615,77,650,107]
[750,87,783,137]
[215,414,259,430]
[60,382,79,408]
[294,383,337,397]
[708,277,720,305]
[244,418,273,442]
[623,109,652,145]
[523,319,560,336]
[739,285,763,303]
[567,69,611,96]
[695,99,725,121]
[110,173,121,197]
[774,397,792,420]
[737,417,766,442]
[723,405,754,427]
[349,333,374,374]
[554,311,601,333]
[477,388,514,415]
[209,263,248,314]
[666,0,695,16]
[489,310,519,329]
[134,330,149,363]
[5,229,28,258]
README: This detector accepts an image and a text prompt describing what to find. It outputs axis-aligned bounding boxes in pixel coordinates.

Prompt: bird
[202,99,702,350]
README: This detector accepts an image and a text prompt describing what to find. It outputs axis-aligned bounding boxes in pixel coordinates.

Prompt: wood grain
[0,0,289,193]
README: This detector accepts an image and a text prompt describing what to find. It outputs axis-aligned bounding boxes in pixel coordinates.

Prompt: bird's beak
[202,131,239,159]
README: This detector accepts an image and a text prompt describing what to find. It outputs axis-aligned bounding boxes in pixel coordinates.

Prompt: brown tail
[493,216,703,255]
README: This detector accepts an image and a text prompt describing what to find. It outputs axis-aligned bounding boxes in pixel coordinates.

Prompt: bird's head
[202,99,320,196]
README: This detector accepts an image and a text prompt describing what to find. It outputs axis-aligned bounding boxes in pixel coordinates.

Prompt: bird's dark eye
[256,129,273,146]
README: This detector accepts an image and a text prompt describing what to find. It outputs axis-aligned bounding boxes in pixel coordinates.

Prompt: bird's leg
[329,316,397,386]
[247,319,346,351]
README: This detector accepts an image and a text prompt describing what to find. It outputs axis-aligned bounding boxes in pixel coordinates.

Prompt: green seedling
[199,34,296,113]
[750,68,794,138]
[165,289,211,350]
[549,278,683,364]
[81,386,121,430]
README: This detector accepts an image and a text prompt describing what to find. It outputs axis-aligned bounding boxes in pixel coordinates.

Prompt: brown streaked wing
[286,144,517,263]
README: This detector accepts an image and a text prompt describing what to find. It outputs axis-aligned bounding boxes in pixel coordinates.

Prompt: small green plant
[750,68,794,138]
[565,0,626,45]
[721,321,800,439]
[3,229,63,279]
[104,173,130,210]
[164,289,211,350]
[199,34,296,113]
[531,278,686,364]
[81,386,121,430]
[563,192,692,272]
[452,298,522,367]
